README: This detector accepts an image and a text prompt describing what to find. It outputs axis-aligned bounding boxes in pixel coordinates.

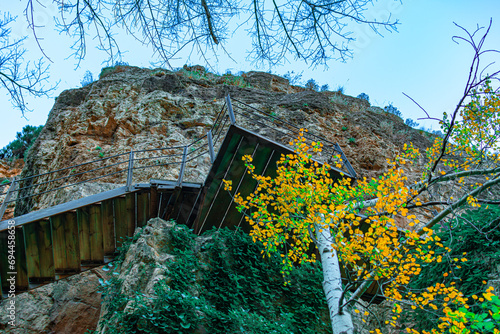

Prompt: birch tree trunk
[316,223,354,334]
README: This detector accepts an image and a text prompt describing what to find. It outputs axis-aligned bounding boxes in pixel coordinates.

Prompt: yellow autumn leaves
[222,81,500,332]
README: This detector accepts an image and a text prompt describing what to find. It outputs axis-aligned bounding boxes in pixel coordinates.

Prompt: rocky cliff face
[0,268,108,334]
[1,65,437,333]
[17,65,434,215]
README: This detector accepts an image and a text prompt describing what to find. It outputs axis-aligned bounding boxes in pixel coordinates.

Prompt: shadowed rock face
[0,268,108,334]
[2,66,437,333]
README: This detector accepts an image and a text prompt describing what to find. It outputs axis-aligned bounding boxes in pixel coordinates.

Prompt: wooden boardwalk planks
[194,131,243,233]
[225,146,275,232]
[114,193,136,247]
[202,136,258,231]
[0,227,28,292]
[51,212,80,273]
[24,220,54,283]
[78,204,104,265]
[101,199,115,255]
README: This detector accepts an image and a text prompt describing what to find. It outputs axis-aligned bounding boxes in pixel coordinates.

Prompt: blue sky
[1,0,499,148]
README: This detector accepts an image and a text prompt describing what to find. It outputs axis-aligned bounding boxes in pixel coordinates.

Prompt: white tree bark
[316,222,354,334]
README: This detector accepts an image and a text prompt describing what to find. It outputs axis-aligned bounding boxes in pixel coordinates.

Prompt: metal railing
[0,101,230,220]
[0,95,355,220]
[228,96,357,178]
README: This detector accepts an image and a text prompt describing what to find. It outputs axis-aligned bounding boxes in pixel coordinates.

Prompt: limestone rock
[95,218,178,333]
[4,65,439,333]
[0,268,108,334]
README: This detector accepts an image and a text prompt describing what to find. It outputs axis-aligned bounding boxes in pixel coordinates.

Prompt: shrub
[357,93,370,102]
[99,62,129,79]
[336,86,344,94]
[320,84,329,92]
[283,71,303,85]
[384,103,402,118]
[80,70,94,87]
[0,125,43,160]
[432,129,445,138]
[405,118,419,128]
[305,78,319,91]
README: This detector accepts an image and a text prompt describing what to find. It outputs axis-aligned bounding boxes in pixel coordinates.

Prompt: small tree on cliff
[224,22,500,334]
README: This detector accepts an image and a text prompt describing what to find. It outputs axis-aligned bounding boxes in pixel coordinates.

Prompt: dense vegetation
[95,225,330,334]
[408,205,500,331]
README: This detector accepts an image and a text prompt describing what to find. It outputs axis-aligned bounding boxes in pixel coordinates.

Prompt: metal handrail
[14,159,130,194]
[14,151,130,183]
[132,153,185,162]
[12,169,127,203]
[231,98,338,146]
[187,134,208,148]
[212,100,228,135]
[0,176,18,219]
[230,96,356,178]
[186,149,210,163]
[130,161,185,171]
[132,145,187,153]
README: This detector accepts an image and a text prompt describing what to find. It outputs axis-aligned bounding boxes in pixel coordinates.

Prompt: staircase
[0,95,356,298]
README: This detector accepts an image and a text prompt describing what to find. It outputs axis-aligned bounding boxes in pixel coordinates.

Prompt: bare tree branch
[0,12,56,115]
[418,174,500,234]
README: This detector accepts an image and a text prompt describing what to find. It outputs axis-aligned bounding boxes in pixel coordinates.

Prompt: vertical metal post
[126,150,134,192]
[0,176,18,220]
[207,130,215,164]
[333,143,357,179]
[226,94,236,125]
[177,146,188,187]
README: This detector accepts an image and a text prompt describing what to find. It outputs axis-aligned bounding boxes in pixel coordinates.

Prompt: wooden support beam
[77,206,91,264]
[114,194,136,247]
[78,204,104,265]
[24,220,55,283]
[51,212,80,274]
[0,227,29,292]
[101,199,115,256]
[113,196,127,248]
[149,186,159,219]
[136,192,149,228]
[125,193,136,237]
[89,204,104,263]
[175,188,202,226]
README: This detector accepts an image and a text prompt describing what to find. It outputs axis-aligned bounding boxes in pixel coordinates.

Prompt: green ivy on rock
[93,225,330,334]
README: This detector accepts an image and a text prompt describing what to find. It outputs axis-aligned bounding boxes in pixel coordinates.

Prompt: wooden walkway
[0,96,356,299]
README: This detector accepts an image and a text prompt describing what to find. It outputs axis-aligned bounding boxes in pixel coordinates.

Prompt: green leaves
[93,227,329,334]
[447,295,500,333]
[0,124,43,160]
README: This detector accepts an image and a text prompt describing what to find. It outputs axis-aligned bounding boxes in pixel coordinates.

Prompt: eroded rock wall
[2,65,437,333]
